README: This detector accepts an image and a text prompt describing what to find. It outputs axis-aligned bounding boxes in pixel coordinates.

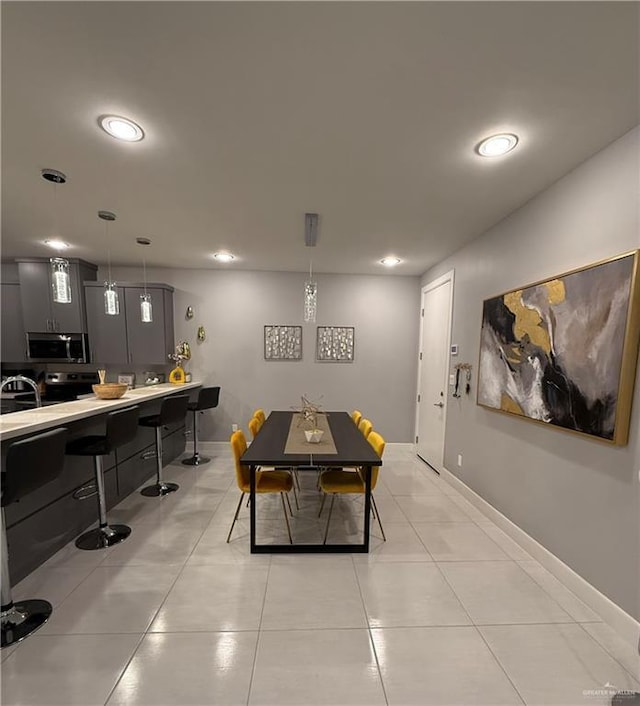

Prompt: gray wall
[422,126,640,619]
[106,268,421,443]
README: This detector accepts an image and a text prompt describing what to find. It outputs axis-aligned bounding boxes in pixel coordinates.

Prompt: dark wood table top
[241,410,382,468]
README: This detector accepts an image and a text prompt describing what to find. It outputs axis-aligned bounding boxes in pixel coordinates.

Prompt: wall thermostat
[451,344,459,356]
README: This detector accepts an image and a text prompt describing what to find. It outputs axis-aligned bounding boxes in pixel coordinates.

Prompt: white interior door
[416,272,453,470]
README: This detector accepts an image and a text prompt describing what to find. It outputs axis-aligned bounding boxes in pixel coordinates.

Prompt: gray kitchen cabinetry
[1,283,27,362]
[84,282,175,365]
[84,284,128,365]
[17,258,97,333]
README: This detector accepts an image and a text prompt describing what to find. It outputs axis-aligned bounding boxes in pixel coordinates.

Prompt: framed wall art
[316,326,355,362]
[477,250,640,445]
[264,325,302,360]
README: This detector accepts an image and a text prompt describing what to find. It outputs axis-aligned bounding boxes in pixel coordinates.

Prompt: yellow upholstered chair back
[230,430,250,489]
[367,430,385,489]
[253,409,266,427]
[351,410,362,427]
[358,418,373,439]
[248,416,261,440]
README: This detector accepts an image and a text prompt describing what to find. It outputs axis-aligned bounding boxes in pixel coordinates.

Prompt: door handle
[433,402,444,408]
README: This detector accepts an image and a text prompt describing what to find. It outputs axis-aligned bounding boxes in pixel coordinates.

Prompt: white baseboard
[439,464,640,650]
[195,441,229,454]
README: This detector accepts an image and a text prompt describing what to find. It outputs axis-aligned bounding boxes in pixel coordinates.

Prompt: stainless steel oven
[26,333,89,363]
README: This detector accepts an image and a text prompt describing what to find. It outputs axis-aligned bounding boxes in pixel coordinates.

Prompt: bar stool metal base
[182,452,210,466]
[1,600,52,648]
[75,524,131,550]
[141,481,179,497]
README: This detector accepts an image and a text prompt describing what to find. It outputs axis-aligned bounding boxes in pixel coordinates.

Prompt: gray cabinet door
[1,283,27,362]
[85,285,128,364]
[18,259,95,333]
[124,287,168,365]
[17,261,51,332]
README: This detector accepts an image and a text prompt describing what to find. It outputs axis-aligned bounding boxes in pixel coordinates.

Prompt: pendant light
[42,169,72,304]
[136,237,153,323]
[303,213,319,323]
[303,264,317,323]
[98,211,119,315]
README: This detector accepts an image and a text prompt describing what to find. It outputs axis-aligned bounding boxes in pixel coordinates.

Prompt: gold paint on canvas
[545,279,566,305]
[500,394,524,416]
[503,290,551,354]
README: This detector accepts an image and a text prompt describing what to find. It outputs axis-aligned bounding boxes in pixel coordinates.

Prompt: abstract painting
[477,251,639,445]
[316,326,355,362]
[264,325,302,360]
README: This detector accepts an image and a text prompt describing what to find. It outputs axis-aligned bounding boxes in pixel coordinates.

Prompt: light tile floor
[2,443,639,705]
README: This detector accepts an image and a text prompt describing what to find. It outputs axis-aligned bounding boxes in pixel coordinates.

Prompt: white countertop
[0,381,201,442]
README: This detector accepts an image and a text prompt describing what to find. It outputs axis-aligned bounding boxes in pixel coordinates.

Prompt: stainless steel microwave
[26,333,89,363]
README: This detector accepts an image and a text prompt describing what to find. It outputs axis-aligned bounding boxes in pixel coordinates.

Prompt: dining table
[240,410,382,553]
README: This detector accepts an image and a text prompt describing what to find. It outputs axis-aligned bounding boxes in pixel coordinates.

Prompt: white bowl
[304,429,324,443]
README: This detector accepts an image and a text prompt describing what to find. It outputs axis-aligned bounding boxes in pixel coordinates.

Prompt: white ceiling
[2,2,638,276]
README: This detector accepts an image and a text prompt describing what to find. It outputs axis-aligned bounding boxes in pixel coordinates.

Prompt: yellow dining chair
[253,409,266,428]
[318,431,386,543]
[248,415,261,440]
[227,430,294,544]
[358,418,373,439]
[248,414,300,508]
[351,410,362,427]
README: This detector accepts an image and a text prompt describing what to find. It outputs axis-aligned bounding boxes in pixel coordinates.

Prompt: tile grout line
[432,557,528,706]
[101,631,147,706]
[474,625,528,705]
[575,621,640,686]
[101,470,217,706]
[514,559,603,622]
[246,555,273,706]
[351,554,390,706]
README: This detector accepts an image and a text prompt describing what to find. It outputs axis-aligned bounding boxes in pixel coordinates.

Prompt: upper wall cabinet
[84,282,175,365]
[1,282,27,362]
[17,258,97,333]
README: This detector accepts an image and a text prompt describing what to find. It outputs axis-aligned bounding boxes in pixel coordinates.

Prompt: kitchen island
[1,382,201,581]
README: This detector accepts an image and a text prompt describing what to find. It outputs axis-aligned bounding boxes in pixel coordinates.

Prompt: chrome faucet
[0,375,42,408]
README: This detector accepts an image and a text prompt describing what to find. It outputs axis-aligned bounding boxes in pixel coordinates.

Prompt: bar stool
[182,386,221,466]
[140,394,189,496]
[2,428,67,648]
[66,406,139,550]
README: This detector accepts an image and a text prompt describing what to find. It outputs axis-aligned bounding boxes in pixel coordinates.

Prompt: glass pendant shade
[140,293,153,323]
[104,283,120,315]
[303,279,317,323]
[50,258,72,303]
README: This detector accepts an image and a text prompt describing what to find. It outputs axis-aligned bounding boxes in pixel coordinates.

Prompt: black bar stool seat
[66,406,139,550]
[2,427,68,648]
[182,386,221,466]
[140,394,189,496]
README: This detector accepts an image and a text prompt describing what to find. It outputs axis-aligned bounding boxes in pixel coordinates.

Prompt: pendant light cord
[105,220,113,283]
[143,257,148,295]
[52,182,58,240]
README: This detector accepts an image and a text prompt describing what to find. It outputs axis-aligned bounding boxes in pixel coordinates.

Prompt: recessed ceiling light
[213,252,235,263]
[380,256,402,267]
[476,133,519,157]
[44,239,70,250]
[99,115,145,142]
